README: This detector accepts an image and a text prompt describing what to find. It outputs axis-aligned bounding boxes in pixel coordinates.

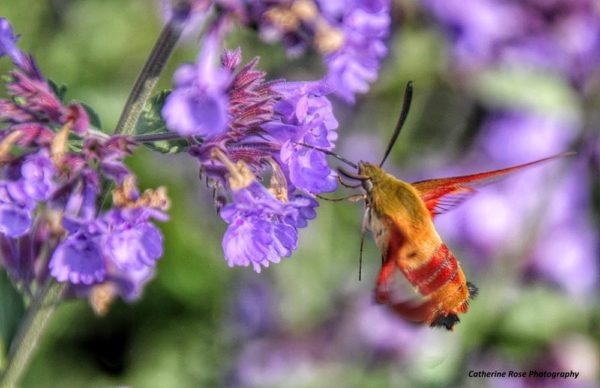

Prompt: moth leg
[374,257,396,304]
[358,228,366,280]
[358,206,371,280]
[338,175,361,189]
[317,193,366,202]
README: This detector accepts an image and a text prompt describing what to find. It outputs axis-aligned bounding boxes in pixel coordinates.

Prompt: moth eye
[362,179,373,193]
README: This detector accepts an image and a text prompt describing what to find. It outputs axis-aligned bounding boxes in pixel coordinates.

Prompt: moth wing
[411,153,572,217]
[411,178,476,217]
[374,214,428,307]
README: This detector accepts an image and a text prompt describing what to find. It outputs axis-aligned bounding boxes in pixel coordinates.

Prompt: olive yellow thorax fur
[358,162,442,271]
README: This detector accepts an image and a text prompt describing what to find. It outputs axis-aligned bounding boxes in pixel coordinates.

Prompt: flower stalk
[133,131,187,143]
[0,281,66,387]
[114,18,183,135]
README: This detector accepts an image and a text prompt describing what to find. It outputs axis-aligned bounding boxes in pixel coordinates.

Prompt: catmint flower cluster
[0,18,168,311]
[163,42,337,272]
[157,1,394,271]
[246,0,391,103]
[171,0,391,103]
[0,0,396,292]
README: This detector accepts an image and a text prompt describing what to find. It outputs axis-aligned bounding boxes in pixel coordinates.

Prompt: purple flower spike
[50,230,106,285]
[321,0,391,103]
[162,32,231,137]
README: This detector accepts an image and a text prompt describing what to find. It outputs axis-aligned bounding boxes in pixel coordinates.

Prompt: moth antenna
[295,142,358,169]
[379,81,414,168]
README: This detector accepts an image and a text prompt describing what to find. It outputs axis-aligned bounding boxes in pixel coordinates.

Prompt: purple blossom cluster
[424,0,600,86]
[170,0,392,103]
[247,0,391,103]
[0,18,168,309]
[156,0,395,270]
[422,1,600,295]
[163,42,335,272]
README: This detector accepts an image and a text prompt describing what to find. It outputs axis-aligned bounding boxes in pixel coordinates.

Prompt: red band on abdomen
[403,244,458,295]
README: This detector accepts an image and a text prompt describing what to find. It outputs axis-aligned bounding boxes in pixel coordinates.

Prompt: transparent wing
[411,153,572,217]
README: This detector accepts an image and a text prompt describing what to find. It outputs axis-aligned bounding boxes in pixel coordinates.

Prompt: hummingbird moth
[317,82,573,330]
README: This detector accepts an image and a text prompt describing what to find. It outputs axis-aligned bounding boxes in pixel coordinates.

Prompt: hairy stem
[114,19,183,136]
[132,131,186,143]
[0,281,66,387]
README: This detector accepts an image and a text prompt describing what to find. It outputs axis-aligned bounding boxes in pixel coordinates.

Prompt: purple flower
[50,207,166,289]
[65,211,163,305]
[267,81,339,193]
[0,151,57,238]
[187,48,282,184]
[108,264,156,302]
[0,184,33,238]
[221,182,317,272]
[0,18,27,70]
[162,32,231,137]
[320,0,391,103]
[17,150,57,201]
[104,208,165,270]
[49,226,106,285]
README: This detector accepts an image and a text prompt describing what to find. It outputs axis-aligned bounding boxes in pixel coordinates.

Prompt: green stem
[132,131,186,143]
[114,19,183,136]
[0,281,66,387]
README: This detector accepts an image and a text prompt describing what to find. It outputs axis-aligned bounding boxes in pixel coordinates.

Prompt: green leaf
[135,90,188,154]
[0,271,25,367]
[79,102,103,130]
[48,79,68,103]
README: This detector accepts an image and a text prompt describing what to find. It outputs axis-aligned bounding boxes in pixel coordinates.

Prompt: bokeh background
[1,0,599,387]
